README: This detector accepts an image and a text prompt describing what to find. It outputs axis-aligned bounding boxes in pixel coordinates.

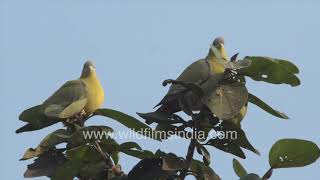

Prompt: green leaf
[23,150,66,178]
[277,59,299,74]
[154,150,186,171]
[232,158,248,178]
[120,142,142,151]
[203,83,248,120]
[52,146,90,180]
[190,159,221,180]
[248,93,289,119]
[128,158,174,179]
[227,104,247,127]
[269,138,320,168]
[21,129,71,160]
[78,161,108,180]
[161,153,186,171]
[224,59,252,70]
[137,111,184,125]
[196,144,211,165]
[120,143,154,160]
[206,118,259,158]
[239,56,300,86]
[206,138,245,159]
[68,125,113,147]
[239,173,261,180]
[95,109,161,141]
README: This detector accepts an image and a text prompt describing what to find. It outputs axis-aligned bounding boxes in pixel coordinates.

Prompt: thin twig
[180,137,197,179]
[93,141,113,169]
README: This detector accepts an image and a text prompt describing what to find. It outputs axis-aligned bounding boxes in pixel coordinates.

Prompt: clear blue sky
[1,0,319,179]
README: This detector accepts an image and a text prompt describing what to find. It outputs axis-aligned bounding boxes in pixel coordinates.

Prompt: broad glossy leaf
[23,150,66,178]
[239,56,300,86]
[196,144,211,165]
[269,139,320,168]
[239,173,261,180]
[203,83,248,120]
[21,129,71,160]
[277,59,299,74]
[248,93,289,119]
[95,109,161,141]
[206,138,245,159]
[78,161,107,180]
[207,117,259,158]
[233,158,247,178]
[120,141,154,160]
[68,126,113,147]
[224,59,252,70]
[137,111,184,124]
[227,104,248,126]
[128,158,174,180]
[190,159,221,180]
[161,153,186,171]
[120,142,142,151]
[52,146,90,180]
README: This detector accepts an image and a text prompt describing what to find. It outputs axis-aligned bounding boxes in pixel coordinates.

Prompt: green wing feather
[156,59,211,107]
[43,80,87,118]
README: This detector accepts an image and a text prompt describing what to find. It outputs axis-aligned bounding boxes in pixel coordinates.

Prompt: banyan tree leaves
[95,109,161,141]
[224,59,252,70]
[52,145,91,180]
[238,56,300,86]
[269,139,320,168]
[23,149,66,178]
[203,83,248,120]
[206,137,245,159]
[127,158,175,180]
[227,103,248,127]
[161,153,186,171]
[128,150,187,179]
[248,93,289,119]
[239,173,262,180]
[67,125,114,147]
[232,158,248,178]
[205,117,259,158]
[137,111,185,125]
[196,144,211,166]
[190,159,221,180]
[119,142,154,160]
[52,144,112,180]
[77,161,108,180]
[21,129,72,160]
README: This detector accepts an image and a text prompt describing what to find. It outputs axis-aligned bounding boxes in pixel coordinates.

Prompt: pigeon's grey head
[81,60,96,77]
[212,37,225,49]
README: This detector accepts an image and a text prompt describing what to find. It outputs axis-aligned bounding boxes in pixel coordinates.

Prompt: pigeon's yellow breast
[80,73,104,115]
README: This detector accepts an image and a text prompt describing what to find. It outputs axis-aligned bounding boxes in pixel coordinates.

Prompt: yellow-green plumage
[155,37,228,112]
[17,61,104,133]
[44,61,104,118]
[80,65,104,115]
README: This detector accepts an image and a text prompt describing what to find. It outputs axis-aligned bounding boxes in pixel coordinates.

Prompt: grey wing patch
[43,80,87,118]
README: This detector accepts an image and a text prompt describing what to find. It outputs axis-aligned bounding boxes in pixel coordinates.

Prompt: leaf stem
[262,166,274,180]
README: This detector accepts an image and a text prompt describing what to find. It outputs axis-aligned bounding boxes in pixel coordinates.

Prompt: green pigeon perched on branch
[137,37,244,125]
[155,37,228,114]
[16,61,105,133]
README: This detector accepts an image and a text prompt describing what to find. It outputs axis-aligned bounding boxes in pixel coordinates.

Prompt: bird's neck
[206,50,227,74]
[80,72,99,83]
